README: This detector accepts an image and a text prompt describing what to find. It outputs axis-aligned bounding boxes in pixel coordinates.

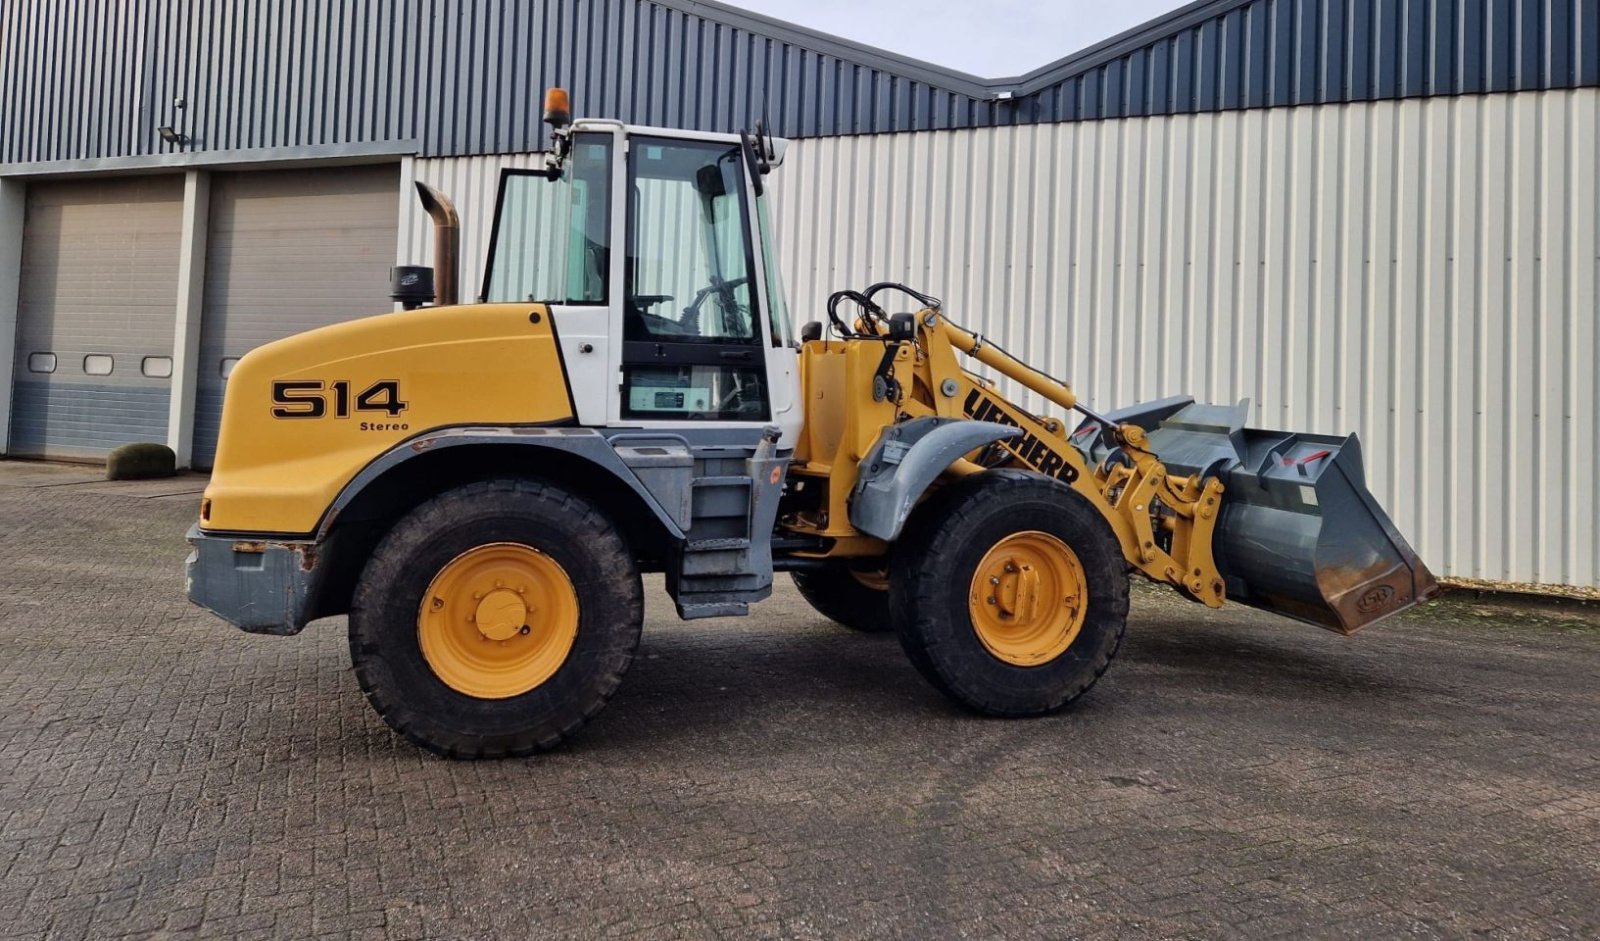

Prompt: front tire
[349,479,643,758]
[890,470,1129,716]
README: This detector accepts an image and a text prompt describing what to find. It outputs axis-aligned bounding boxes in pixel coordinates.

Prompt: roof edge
[1004,0,1255,95]
[0,140,418,179]
[655,0,1001,98]
[656,0,1257,101]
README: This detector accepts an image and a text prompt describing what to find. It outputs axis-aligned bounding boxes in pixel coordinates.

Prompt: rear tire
[790,566,893,633]
[890,470,1128,716]
[349,479,643,758]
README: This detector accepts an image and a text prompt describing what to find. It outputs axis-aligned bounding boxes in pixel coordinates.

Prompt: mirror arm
[543,127,572,181]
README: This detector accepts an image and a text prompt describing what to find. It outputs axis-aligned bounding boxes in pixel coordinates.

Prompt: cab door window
[621,136,768,421]
[482,134,611,305]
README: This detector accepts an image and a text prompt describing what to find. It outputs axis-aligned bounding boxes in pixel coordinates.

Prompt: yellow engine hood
[201,303,572,534]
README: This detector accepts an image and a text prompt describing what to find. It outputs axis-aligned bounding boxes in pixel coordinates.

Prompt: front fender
[848,418,1020,541]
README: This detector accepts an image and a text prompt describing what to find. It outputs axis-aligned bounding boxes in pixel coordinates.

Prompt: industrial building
[1,0,1596,591]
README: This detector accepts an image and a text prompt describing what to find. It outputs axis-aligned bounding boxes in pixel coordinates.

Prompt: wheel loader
[186,90,1438,758]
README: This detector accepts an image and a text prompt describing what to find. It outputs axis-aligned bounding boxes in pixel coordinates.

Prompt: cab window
[482,134,612,305]
[625,138,758,344]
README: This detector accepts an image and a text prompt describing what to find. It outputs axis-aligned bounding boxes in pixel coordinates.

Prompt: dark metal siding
[1019,0,1600,124]
[2,0,1598,165]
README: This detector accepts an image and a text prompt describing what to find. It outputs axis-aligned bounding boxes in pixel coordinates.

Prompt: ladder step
[693,475,752,487]
[685,537,750,552]
[676,599,750,619]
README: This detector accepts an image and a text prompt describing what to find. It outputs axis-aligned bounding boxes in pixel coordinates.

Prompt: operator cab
[480,91,800,446]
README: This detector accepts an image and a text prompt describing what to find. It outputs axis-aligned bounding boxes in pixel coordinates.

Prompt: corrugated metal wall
[0,0,1003,165]
[1021,0,1600,123]
[771,88,1600,590]
[4,0,1598,167]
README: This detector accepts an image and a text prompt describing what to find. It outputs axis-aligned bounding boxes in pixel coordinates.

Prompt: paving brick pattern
[1,468,1597,939]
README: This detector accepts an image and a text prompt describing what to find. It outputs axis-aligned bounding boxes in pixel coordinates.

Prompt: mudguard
[849,417,1021,541]
[319,426,687,540]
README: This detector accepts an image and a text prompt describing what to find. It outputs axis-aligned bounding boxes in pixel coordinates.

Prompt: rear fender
[318,426,687,541]
[849,417,1020,541]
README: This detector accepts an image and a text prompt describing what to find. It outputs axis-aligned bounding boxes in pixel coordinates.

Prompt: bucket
[1090,399,1440,634]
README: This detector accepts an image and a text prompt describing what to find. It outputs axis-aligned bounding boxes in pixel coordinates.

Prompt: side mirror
[694,164,728,198]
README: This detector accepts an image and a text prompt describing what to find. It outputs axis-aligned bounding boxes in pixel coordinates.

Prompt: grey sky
[722,0,1193,77]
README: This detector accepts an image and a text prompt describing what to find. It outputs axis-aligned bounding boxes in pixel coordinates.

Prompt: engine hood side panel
[202,303,574,535]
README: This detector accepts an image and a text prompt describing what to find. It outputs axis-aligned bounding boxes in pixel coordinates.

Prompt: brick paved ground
[1,462,1597,940]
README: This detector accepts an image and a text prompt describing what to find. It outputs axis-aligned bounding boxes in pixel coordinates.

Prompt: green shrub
[106,443,177,480]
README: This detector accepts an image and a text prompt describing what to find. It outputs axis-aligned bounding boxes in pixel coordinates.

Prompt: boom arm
[788,285,1228,607]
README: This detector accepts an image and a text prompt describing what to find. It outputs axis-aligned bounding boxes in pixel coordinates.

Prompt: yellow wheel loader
[187,92,1437,758]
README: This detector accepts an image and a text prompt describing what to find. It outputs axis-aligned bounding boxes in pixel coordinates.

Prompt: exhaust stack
[414,182,460,306]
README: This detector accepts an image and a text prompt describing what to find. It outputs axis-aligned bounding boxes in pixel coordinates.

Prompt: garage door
[192,164,399,467]
[9,176,184,460]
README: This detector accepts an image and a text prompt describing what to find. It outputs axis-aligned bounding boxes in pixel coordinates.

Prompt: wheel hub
[473,589,528,641]
[418,542,579,699]
[968,530,1088,666]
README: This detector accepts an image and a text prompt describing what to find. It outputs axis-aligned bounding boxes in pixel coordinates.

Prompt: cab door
[751,184,800,441]
[612,135,775,434]
[481,130,619,426]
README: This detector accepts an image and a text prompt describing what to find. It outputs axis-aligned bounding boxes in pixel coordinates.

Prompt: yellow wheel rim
[417,542,580,699]
[968,531,1089,667]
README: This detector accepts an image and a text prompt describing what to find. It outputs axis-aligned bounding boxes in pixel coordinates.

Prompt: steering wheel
[679,276,751,336]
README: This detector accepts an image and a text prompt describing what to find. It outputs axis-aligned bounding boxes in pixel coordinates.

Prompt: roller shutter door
[192,164,399,467]
[9,176,184,460]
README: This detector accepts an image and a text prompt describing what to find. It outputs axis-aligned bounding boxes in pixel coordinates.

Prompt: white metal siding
[772,88,1600,591]
[10,176,184,459]
[192,164,400,467]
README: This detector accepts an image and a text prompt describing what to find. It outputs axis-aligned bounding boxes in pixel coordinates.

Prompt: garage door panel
[9,381,171,460]
[10,176,183,460]
[192,164,399,468]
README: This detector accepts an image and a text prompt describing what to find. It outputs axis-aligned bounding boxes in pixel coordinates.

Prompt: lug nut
[520,625,531,635]
[990,576,1000,585]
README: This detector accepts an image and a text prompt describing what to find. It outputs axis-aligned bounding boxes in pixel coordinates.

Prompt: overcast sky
[722,0,1192,77]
